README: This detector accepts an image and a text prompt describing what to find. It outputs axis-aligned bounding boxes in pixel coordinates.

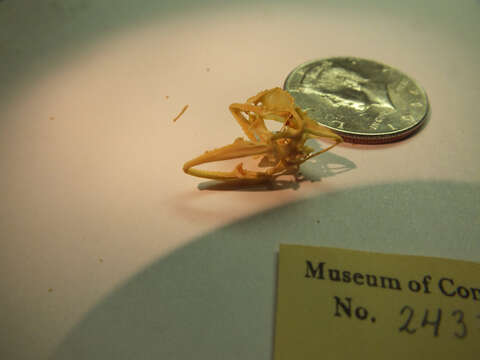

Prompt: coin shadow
[197,143,356,191]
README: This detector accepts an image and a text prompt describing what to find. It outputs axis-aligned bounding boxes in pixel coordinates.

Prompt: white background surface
[1,1,479,359]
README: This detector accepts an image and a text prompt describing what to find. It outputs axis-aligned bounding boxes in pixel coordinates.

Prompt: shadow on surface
[51,181,480,359]
[1,1,472,109]
[198,148,356,191]
[0,0,217,104]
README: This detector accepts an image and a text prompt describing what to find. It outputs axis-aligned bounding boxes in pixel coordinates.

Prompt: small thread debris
[173,104,189,122]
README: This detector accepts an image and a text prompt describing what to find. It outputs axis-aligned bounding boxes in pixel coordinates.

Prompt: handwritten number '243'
[399,306,472,339]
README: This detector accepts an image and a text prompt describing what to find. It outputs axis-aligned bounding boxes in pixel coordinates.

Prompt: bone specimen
[183,87,342,183]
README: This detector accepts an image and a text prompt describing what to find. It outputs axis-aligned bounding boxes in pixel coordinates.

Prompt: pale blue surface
[51,181,479,359]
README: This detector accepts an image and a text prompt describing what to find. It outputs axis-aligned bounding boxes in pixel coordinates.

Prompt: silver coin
[284,57,429,144]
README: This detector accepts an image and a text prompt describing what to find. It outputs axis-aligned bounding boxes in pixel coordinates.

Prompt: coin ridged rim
[283,57,429,145]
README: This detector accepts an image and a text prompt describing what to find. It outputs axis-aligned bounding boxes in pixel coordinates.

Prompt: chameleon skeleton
[183,87,342,184]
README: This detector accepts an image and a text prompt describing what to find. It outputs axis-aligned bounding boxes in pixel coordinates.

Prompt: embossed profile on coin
[284,57,429,144]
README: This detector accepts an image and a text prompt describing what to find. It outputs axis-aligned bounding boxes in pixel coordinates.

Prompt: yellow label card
[274,244,480,360]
